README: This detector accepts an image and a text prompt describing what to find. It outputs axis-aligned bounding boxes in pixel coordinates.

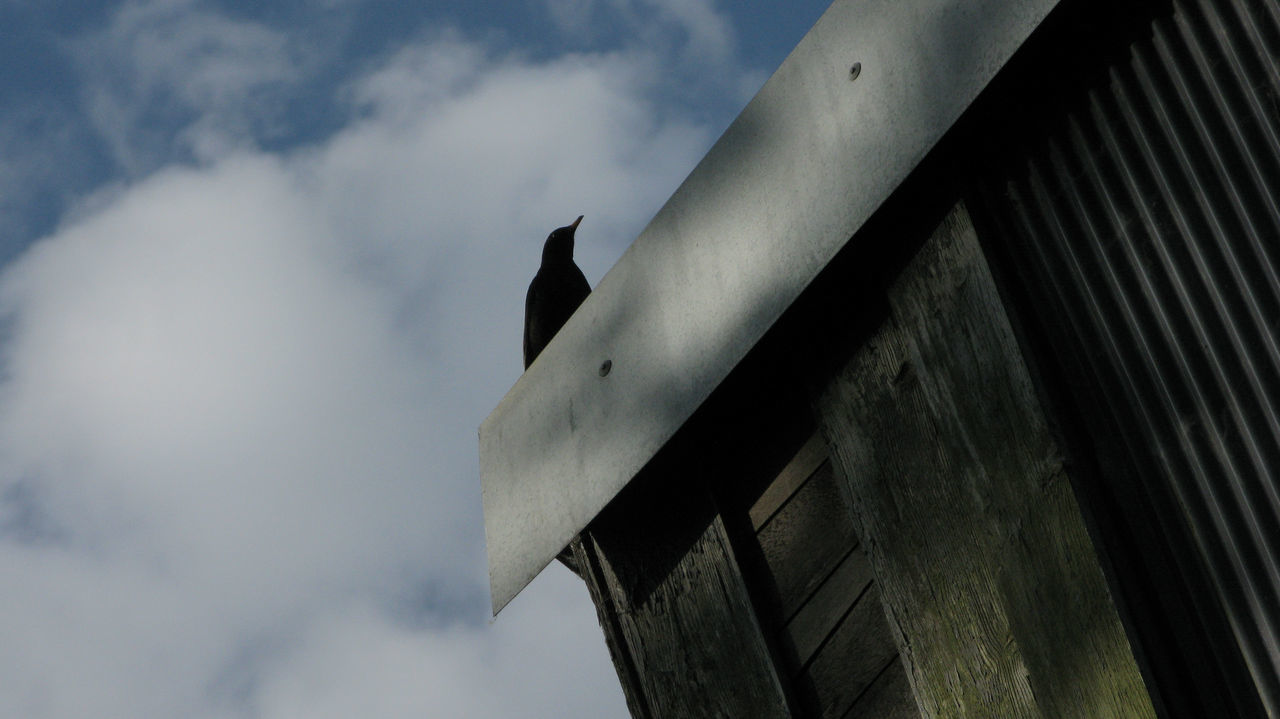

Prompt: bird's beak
[570,215,584,230]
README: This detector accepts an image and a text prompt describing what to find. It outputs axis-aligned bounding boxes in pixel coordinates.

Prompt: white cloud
[69,0,307,171]
[1,154,455,582]
[0,15,735,718]
[314,39,710,306]
[256,572,623,719]
[640,0,736,67]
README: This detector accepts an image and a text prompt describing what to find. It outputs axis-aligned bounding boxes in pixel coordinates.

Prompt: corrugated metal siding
[974,0,1280,714]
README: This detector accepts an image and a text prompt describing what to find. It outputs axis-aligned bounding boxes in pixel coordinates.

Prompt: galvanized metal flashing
[479,0,1062,614]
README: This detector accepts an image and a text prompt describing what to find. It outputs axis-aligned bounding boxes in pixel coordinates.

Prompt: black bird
[523,215,590,577]
[524,215,590,369]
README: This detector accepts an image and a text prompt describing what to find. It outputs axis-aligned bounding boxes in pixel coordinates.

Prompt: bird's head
[541,215,583,264]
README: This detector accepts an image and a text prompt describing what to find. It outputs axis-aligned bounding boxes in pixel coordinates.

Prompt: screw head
[599,359,612,377]
[849,62,862,81]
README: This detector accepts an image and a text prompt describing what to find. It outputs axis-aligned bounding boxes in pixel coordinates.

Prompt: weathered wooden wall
[572,396,921,718]
[573,482,792,718]
[739,434,918,719]
[570,195,1161,718]
[814,202,1156,718]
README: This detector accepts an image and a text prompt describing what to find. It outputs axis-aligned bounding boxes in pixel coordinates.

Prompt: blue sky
[0,1,828,716]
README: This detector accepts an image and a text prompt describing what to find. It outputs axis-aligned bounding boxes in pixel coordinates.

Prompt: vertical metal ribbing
[973,0,1280,713]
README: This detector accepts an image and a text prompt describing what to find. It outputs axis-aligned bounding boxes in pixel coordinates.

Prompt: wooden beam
[815,202,1155,718]
[573,482,792,718]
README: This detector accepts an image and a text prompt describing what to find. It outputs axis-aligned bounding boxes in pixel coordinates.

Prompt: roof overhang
[480,0,1062,614]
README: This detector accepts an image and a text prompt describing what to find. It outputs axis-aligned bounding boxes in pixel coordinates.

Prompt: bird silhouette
[523,215,590,577]
[524,215,590,369]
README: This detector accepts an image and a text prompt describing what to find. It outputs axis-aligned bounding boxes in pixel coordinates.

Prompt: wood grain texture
[756,459,859,621]
[750,433,831,529]
[737,431,920,719]
[845,661,920,719]
[794,587,901,718]
[571,536,653,719]
[815,202,1155,718]
[578,484,792,719]
[781,547,875,669]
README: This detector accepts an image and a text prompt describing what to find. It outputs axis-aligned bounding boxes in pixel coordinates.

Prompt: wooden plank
[577,481,792,719]
[756,459,859,621]
[814,201,1156,718]
[793,586,901,719]
[844,661,920,719]
[781,547,875,669]
[571,536,653,719]
[749,433,830,529]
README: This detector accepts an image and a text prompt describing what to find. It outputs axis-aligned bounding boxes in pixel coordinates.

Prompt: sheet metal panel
[479,0,1062,614]
[979,0,1280,710]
